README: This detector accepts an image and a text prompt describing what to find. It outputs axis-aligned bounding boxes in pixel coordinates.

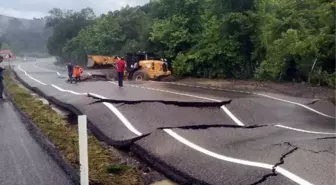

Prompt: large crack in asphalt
[157,124,268,130]
[14,66,335,185]
[317,136,336,140]
[306,99,320,105]
[87,93,232,107]
[250,142,298,185]
[282,141,335,156]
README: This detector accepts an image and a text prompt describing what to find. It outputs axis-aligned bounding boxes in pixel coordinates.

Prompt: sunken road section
[12,68,241,185]
[12,65,336,185]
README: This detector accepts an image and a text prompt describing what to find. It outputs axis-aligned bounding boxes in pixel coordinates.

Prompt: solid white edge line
[89,93,142,136]
[275,167,313,185]
[256,93,335,119]
[18,64,47,85]
[19,66,314,185]
[158,81,334,119]
[163,129,273,168]
[275,124,336,135]
[31,61,336,119]
[164,129,313,185]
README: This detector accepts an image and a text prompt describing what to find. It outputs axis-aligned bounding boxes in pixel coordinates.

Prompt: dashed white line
[117,82,221,102]
[33,63,54,73]
[165,81,334,119]
[275,124,336,135]
[88,93,142,136]
[17,63,320,185]
[19,64,142,136]
[51,85,87,95]
[221,106,245,126]
[108,81,246,126]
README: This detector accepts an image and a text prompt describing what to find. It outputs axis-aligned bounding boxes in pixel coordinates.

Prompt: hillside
[0,14,52,56]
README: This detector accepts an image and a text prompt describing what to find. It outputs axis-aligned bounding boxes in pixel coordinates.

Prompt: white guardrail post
[78,115,89,185]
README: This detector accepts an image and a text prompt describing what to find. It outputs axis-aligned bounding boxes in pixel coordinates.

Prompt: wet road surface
[11,60,336,185]
[0,97,73,185]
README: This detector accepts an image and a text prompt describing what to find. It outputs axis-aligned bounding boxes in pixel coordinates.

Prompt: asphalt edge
[4,73,80,185]
[131,143,210,185]
[12,69,213,185]
[12,69,137,147]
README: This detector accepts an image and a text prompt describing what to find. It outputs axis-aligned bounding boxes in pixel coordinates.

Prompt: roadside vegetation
[3,70,143,185]
[41,0,336,87]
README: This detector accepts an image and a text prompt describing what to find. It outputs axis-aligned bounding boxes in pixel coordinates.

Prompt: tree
[46,7,96,62]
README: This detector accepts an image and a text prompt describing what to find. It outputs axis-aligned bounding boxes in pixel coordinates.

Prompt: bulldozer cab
[125,52,161,70]
[125,52,171,80]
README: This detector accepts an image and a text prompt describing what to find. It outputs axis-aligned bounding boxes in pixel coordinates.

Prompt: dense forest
[46,0,335,87]
[0,15,51,56]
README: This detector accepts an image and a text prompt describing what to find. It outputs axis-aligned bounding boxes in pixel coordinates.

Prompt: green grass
[4,71,143,185]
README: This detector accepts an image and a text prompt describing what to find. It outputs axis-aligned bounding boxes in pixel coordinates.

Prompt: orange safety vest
[73,67,81,77]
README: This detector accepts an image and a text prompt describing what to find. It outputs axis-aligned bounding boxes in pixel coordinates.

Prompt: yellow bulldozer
[86,52,171,81]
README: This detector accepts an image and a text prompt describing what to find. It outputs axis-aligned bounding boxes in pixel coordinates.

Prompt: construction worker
[0,56,4,99]
[67,62,74,82]
[117,57,126,87]
[73,65,82,83]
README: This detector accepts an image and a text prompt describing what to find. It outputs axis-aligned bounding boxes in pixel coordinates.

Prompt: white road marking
[109,81,245,126]
[88,93,142,136]
[17,65,314,185]
[35,62,92,77]
[164,129,273,168]
[275,124,336,135]
[164,81,334,119]
[275,167,314,185]
[33,63,54,73]
[18,64,47,85]
[21,63,143,135]
[221,106,245,126]
[21,62,336,119]
[164,129,313,185]
[255,93,335,118]
[51,85,87,95]
[115,82,221,102]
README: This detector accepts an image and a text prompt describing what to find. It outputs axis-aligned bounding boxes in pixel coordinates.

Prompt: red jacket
[117,59,126,72]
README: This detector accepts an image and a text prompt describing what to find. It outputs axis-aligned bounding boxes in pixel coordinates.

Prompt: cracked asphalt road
[12,59,336,185]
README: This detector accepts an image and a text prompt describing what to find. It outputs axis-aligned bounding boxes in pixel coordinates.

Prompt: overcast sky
[0,0,149,19]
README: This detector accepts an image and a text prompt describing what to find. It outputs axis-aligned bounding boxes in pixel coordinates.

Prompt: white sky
[0,0,149,19]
